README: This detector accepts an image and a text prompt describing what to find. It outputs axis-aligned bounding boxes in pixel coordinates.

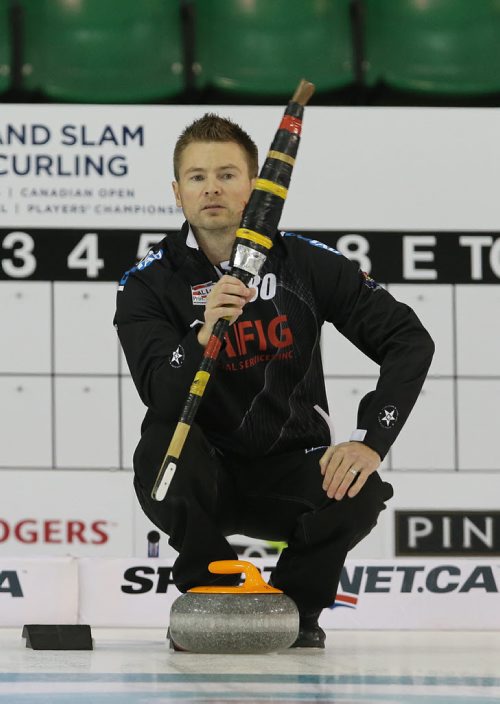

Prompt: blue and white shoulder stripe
[281,231,342,256]
[118,248,164,291]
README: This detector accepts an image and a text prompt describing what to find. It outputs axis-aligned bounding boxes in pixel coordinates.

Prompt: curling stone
[169,560,299,653]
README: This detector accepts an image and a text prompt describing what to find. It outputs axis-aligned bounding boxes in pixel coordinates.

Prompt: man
[114,113,434,648]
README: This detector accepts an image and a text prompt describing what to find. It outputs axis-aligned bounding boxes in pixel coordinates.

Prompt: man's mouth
[202,204,225,211]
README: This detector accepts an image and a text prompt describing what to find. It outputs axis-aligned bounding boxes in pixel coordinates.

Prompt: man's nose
[204,177,221,195]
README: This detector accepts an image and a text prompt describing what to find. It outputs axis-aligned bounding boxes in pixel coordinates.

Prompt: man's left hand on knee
[319,442,381,501]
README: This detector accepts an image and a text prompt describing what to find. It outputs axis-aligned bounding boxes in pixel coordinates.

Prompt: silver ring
[349,468,358,476]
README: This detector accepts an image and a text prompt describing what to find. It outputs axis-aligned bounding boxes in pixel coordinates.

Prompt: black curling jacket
[114,223,434,461]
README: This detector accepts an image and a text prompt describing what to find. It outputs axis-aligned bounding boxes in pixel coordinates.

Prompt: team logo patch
[191,281,213,306]
[378,405,399,429]
[361,271,381,290]
[170,345,185,368]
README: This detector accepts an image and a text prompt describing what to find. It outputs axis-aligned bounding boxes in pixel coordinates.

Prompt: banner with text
[3,557,497,629]
[2,104,500,232]
[77,558,500,630]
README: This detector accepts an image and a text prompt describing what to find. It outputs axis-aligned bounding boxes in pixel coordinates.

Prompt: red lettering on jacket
[268,315,293,348]
[238,320,255,355]
[224,314,293,359]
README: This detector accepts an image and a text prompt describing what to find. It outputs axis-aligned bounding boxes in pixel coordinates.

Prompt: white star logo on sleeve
[382,409,395,425]
[170,345,185,368]
[378,405,399,429]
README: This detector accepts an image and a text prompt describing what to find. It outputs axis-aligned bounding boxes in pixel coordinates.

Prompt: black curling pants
[133,421,393,613]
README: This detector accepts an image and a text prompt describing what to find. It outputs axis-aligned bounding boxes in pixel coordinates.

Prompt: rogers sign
[0,519,110,545]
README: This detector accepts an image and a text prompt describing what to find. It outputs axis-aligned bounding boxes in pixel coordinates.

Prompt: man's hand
[319,442,381,500]
[197,275,256,347]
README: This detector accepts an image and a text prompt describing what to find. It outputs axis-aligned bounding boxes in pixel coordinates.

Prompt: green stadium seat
[0,0,11,94]
[195,0,354,96]
[22,0,184,103]
[363,0,500,96]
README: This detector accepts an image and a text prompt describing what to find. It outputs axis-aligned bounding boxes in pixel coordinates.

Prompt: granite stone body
[169,592,300,653]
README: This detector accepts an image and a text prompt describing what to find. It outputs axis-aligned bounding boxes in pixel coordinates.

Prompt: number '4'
[67,234,104,278]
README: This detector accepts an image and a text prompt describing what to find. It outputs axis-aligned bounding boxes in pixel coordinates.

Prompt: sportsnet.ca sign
[330,560,500,629]
[80,556,500,630]
[3,558,500,629]
[119,561,499,601]
[334,562,498,607]
[76,558,500,630]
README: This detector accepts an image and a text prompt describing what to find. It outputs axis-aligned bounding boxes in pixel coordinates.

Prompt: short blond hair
[173,113,258,180]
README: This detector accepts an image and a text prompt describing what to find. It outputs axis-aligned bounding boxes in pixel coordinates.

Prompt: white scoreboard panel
[1,228,499,474]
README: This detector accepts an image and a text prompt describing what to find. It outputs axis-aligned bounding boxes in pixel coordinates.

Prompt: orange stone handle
[189,560,283,594]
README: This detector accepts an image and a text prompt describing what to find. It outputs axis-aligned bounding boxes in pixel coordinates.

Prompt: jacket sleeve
[311,243,435,460]
[114,273,205,421]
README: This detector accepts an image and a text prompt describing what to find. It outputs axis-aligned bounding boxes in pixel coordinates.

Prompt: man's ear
[172,180,182,207]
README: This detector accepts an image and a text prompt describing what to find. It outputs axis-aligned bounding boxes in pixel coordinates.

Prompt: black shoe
[290,610,326,649]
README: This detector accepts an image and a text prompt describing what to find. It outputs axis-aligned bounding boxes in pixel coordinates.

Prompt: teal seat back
[22,0,183,102]
[195,0,353,95]
[364,0,500,95]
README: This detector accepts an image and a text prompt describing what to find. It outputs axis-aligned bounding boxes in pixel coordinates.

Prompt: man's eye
[221,173,235,180]
[190,174,204,181]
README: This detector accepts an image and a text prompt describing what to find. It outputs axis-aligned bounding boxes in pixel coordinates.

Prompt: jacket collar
[186,225,199,250]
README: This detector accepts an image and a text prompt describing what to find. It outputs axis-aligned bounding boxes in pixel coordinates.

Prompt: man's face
[172,141,255,235]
